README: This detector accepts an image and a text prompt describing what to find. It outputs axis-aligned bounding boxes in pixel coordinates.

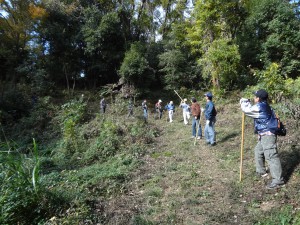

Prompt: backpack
[267,109,287,136]
[212,106,217,117]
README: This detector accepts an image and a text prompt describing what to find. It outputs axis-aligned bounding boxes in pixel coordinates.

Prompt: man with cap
[240,89,284,189]
[155,99,163,119]
[190,97,202,139]
[180,98,190,125]
[204,92,217,146]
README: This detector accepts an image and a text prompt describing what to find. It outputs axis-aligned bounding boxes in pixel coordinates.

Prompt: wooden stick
[174,90,183,101]
[240,112,246,182]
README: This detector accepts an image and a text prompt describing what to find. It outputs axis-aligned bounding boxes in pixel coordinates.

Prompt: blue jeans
[204,118,216,144]
[192,117,202,137]
[143,109,148,121]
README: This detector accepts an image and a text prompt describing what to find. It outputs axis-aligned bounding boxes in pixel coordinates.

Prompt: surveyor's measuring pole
[174,90,183,101]
[240,112,246,182]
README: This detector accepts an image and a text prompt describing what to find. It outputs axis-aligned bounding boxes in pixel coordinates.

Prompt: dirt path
[142,109,245,224]
[104,103,299,224]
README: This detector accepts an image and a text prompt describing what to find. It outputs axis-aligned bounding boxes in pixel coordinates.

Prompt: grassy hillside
[1,94,300,224]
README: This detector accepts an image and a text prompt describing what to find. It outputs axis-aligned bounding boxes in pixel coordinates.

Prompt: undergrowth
[1,92,300,224]
[0,95,159,224]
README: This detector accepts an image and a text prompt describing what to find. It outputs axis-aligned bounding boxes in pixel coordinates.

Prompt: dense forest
[1,0,300,99]
[1,0,300,224]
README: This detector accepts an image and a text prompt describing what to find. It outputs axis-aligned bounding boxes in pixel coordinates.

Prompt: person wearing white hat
[180,98,190,125]
[155,99,163,119]
[165,101,175,122]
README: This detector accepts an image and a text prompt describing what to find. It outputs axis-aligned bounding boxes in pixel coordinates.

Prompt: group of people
[100,89,285,189]
[143,92,217,146]
[142,89,286,189]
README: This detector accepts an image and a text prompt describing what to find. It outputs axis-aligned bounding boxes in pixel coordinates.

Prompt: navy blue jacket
[241,101,273,134]
[205,101,216,121]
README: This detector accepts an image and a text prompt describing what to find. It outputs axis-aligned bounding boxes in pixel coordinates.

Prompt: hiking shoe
[266,181,285,189]
[256,172,268,178]
[197,136,202,140]
[210,142,216,146]
[191,136,196,139]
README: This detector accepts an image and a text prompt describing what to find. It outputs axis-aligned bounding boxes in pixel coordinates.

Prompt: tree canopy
[0,0,300,97]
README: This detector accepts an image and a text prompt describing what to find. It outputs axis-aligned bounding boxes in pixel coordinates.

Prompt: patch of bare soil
[100,103,300,224]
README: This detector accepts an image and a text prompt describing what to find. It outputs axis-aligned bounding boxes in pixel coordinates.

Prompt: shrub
[255,63,286,103]
[83,120,121,163]
[0,88,31,123]
[0,139,41,224]
[54,98,87,157]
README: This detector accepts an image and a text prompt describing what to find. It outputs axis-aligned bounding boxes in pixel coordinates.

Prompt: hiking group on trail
[99,89,285,190]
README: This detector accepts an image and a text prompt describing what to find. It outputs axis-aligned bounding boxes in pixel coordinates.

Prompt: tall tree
[186,0,244,89]
[119,42,154,89]
[238,0,300,79]
[187,0,245,54]
[38,0,85,92]
[199,38,240,90]
[0,0,46,86]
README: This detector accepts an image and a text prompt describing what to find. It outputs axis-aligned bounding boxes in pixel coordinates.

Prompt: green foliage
[187,0,244,54]
[83,10,124,59]
[285,77,300,98]
[244,65,300,103]
[255,63,285,102]
[10,96,58,145]
[83,120,120,163]
[0,139,44,224]
[239,0,300,79]
[119,42,153,88]
[56,98,87,156]
[254,205,295,225]
[0,88,31,122]
[199,38,241,90]
[158,49,188,90]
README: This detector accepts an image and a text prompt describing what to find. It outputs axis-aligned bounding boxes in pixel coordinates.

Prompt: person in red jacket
[190,97,202,139]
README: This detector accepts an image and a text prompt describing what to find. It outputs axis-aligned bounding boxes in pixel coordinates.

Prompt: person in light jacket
[165,101,175,122]
[180,98,190,125]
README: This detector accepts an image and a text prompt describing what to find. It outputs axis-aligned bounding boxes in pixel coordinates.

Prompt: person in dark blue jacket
[240,89,284,189]
[204,92,217,146]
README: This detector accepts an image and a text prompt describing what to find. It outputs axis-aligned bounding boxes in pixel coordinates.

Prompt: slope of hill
[98,100,300,224]
[1,95,300,224]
